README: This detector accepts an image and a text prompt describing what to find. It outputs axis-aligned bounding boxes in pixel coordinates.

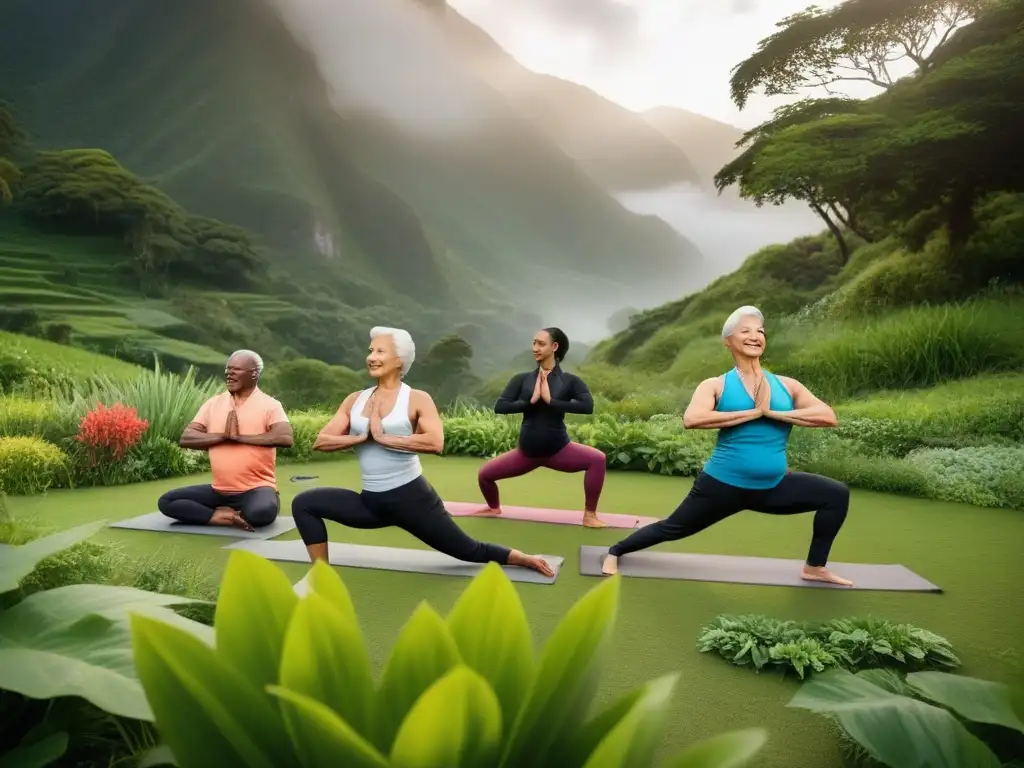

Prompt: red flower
[75,402,149,465]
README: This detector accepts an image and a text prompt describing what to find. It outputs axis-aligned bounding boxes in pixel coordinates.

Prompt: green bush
[0,435,67,494]
[261,357,366,410]
[278,409,330,463]
[905,446,1024,509]
[64,436,208,489]
[130,552,768,768]
[697,614,960,680]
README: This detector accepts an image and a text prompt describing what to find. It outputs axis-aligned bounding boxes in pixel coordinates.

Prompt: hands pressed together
[530,369,552,405]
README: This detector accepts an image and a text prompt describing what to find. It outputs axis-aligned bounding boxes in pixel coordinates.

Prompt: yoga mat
[578,546,942,592]
[224,538,563,585]
[445,501,658,529]
[109,512,297,539]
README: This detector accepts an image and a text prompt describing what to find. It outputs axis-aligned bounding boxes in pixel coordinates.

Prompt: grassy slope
[8,455,1024,767]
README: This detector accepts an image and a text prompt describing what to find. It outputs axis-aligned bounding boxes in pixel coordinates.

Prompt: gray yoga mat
[578,546,941,592]
[109,512,297,540]
[224,538,563,585]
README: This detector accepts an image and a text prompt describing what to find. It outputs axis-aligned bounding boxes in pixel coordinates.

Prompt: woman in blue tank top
[602,306,854,587]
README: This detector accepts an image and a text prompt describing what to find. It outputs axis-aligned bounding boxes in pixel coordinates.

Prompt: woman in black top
[472,327,608,527]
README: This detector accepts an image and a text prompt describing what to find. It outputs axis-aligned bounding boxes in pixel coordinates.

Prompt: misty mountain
[437,8,702,192]
[0,0,707,340]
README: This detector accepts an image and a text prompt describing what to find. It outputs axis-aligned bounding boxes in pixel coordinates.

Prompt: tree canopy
[729,0,986,109]
[0,101,25,205]
[15,148,266,292]
[716,0,1024,261]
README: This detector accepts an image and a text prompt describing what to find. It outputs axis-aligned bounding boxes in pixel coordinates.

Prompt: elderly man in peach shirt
[158,350,294,532]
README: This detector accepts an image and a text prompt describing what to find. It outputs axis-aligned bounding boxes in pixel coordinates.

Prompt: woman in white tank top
[290,326,555,593]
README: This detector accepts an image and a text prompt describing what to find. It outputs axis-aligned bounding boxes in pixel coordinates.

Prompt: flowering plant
[74,402,149,480]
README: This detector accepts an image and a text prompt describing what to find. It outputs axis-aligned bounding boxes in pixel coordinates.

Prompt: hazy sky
[448,0,855,127]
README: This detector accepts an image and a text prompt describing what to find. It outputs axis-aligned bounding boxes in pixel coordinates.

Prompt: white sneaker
[293,573,312,597]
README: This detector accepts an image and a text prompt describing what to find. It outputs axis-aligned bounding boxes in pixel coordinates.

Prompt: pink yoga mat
[445,502,658,529]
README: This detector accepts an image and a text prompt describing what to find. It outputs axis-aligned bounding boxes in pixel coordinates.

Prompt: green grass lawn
[8,455,1024,767]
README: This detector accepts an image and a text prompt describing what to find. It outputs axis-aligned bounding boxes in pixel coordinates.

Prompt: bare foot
[582,512,607,529]
[601,554,618,576]
[210,507,255,532]
[508,550,555,578]
[801,565,853,587]
[470,506,502,517]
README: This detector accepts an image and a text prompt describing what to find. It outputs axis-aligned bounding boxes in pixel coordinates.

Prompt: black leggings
[292,475,512,564]
[157,484,280,527]
[608,471,849,567]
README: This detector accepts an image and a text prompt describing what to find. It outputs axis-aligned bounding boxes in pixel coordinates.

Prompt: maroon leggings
[478,442,607,511]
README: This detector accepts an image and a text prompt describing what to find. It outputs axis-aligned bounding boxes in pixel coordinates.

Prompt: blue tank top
[702,369,794,490]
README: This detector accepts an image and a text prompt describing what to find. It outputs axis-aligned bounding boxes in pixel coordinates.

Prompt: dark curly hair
[542,327,570,362]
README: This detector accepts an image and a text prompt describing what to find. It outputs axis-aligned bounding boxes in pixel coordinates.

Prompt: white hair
[230,349,264,378]
[721,306,765,338]
[370,326,416,377]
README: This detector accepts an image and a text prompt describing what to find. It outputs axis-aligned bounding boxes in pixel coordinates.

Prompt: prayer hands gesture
[225,410,240,440]
[368,393,385,441]
[531,370,543,404]
[539,368,552,404]
[754,375,771,416]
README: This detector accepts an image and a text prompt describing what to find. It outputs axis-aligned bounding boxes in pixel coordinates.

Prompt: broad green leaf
[280,591,374,736]
[390,666,502,768]
[662,728,768,768]
[788,668,1002,768]
[214,550,298,689]
[906,671,1024,734]
[0,521,106,593]
[501,575,621,768]
[0,731,68,768]
[304,559,359,627]
[581,672,679,768]
[374,602,462,753]
[268,685,388,768]
[446,562,534,736]
[0,603,204,721]
[137,744,178,767]
[131,613,296,768]
[565,687,646,764]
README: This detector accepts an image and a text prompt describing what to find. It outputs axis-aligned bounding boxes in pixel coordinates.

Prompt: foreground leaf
[268,685,388,768]
[565,687,647,763]
[280,590,374,736]
[0,731,68,768]
[131,614,295,767]
[136,744,178,767]
[0,604,205,721]
[0,521,106,593]
[374,602,462,753]
[446,563,535,737]
[214,550,298,689]
[304,558,360,627]
[906,671,1024,734]
[582,672,679,767]
[390,666,502,768]
[788,668,1002,768]
[662,728,768,768]
[501,575,621,767]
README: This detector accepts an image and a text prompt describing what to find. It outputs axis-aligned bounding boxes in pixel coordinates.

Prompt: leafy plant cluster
[131,551,768,768]
[788,667,1024,768]
[696,614,961,679]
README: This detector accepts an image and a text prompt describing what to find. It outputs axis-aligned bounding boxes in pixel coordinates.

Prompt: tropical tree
[729,0,988,109]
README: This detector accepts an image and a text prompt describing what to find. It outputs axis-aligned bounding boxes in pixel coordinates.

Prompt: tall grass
[53,359,221,443]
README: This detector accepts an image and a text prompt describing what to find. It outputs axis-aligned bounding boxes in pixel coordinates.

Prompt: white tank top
[349,383,422,492]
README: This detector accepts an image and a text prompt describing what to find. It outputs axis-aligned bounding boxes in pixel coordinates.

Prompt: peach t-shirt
[191,388,289,493]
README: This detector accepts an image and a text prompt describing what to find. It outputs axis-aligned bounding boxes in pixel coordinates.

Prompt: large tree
[729,0,986,109]
[0,101,26,205]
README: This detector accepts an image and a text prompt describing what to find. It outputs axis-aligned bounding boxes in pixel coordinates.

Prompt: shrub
[0,435,67,495]
[130,552,767,767]
[261,357,365,410]
[57,360,220,444]
[905,446,1024,509]
[278,409,330,464]
[696,614,960,680]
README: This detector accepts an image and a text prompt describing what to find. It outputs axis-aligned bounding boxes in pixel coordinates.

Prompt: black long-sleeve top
[494,365,594,458]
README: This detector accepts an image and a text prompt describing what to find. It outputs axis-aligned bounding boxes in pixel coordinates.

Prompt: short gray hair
[229,349,264,378]
[370,326,416,377]
[721,306,765,338]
